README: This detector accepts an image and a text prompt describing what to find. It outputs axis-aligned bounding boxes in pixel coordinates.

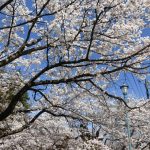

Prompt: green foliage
[20,92,30,109]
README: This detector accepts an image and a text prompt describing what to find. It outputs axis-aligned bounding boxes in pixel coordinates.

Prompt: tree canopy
[0,0,149,149]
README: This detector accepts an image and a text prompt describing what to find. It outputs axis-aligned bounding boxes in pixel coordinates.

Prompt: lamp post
[120,83,132,150]
[145,79,150,99]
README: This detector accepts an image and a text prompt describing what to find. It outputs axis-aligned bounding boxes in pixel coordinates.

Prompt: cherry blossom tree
[1,97,150,149]
[0,0,150,149]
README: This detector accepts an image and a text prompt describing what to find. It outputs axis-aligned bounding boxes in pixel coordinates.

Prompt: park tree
[0,0,150,149]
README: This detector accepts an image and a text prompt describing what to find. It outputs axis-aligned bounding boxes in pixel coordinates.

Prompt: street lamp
[120,83,129,97]
[120,83,132,150]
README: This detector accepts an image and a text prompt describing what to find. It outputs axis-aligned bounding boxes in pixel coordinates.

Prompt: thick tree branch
[0,0,13,11]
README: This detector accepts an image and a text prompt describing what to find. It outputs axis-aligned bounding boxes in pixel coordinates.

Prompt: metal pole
[145,79,150,99]
[124,94,132,150]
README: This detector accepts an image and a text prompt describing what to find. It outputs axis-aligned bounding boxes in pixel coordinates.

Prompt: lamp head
[120,83,129,95]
